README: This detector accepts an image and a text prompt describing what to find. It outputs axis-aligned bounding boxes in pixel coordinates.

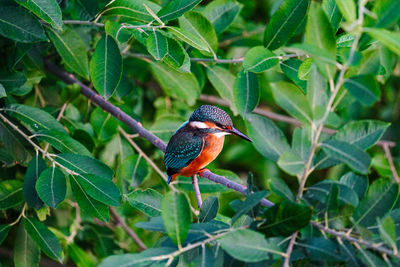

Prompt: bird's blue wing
[164,131,203,176]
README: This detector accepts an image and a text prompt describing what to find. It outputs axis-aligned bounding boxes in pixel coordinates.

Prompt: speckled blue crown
[189,105,232,126]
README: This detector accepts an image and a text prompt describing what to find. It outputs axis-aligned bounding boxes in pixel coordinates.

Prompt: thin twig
[110,207,147,251]
[283,232,298,267]
[43,103,68,156]
[311,221,400,259]
[382,143,400,183]
[192,175,202,209]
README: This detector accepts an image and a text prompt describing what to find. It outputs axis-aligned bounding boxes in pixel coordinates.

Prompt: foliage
[0,0,400,266]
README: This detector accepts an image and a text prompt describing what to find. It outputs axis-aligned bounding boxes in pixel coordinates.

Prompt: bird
[164,105,251,184]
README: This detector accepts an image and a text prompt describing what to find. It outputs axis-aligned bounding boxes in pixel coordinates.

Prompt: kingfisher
[164,105,251,184]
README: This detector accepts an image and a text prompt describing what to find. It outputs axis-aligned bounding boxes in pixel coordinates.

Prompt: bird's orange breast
[178,134,225,177]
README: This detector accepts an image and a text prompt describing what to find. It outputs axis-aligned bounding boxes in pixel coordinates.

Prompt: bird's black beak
[228,127,252,142]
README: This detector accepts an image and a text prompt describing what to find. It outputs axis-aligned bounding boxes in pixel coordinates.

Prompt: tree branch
[382,143,400,183]
[110,207,147,251]
[43,61,274,208]
[192,175,203,209]
[283,232,298,267]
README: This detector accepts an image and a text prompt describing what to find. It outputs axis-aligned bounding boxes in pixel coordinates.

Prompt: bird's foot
[198,168,210,176]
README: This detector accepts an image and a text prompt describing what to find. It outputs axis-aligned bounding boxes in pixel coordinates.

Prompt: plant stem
[191,175,202,209]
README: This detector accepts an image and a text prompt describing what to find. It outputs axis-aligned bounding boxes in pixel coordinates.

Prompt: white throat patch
[213,132,229,138]
[190,121,208,129]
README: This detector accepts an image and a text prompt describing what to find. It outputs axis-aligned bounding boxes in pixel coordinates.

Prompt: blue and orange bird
[164,105,251,184]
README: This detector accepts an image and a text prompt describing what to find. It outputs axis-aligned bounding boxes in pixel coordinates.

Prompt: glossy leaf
[322,0,342,31]
[118,154,149,188]
[90,35,123,99]
[157,0,201,22]
[268,177,294,201]
[0,180,23,209]
[343,74,381,106]
[0,224,10,245]
[271,81,313,124]
[340,172,368,199]
[4,104,67,133]
[98,0,161,23]
[14,223,40,267]
[306,180,359,207]
[277,151,305,176]
[203,0,242,35]
[243,46,278,73]
[35,129,91,156]
[245,114,290,162]
[74,173,121,206]
[264,0,309,50]
[258,201,312,237]
[379,216,397,250]
[127,189,162,217]
[364,28,400,56]
[199,196,219,223]
[161,191,192,247]
[90,107,119,142]
[46,26,89,78]
[68,244,95,267]
[167,26,210,53]
[219,229,283,262]
[335,0,356,23]
[15,0,62,30]
[24,217,62,262]
[179,11,218,56]
[163,36,186,69]
[234,70,259,116]
[280,59,307,92]
[150,61,200,105]
[36,167,66,208]
[70,175,109,222]
[23,156,46,209]
[352,178,398,227]
[231,191,268,224]
[321,140,371,174]
[146,30,168,60]
[0,4,47,43]
[306,64,327,122]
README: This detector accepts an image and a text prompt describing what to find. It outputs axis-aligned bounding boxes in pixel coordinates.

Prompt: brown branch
[110,207,147,251]
[382,143,400,183]
[283,232,298,267]
[199,94,396,148]
[192,175,203,209]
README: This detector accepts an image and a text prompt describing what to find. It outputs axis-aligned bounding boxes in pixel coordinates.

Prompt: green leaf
[335,0,356,23]
[264,0,309,50]
[70,175,109,222]
[305,2,336,80]
[352,178,398,227]
[15,0,62,30]
[68,244,95,267]
[157,0,201,22]
[268,177,294,201]
[367,0,400,28]
[306,180,359,207]
[271,81,313,124]
[104,21,133,44]
[357,249,387,267]
[245,114,290,162]
[205,65,236,113]
[14,223,40,267]
[99,247,176,267]
[340,172,368,199]
[343,74,381,106]
[322,0,342,31]
[46,26,89,78]
[179,11,218,56]
[162,36,186,69]
[333,120,390,149]
[98,0,161,23]
[301,238,341,261]
[149,61,200,105]
[127,189,162,217]
[364,28,400,56]
[306,64,328,122]
[117,154,149,188]
[233,70,259,116]
[203,0,242,35]
[55,153,113,179]
[280,59,307,92]
[277,151,305,176]
[0,224,10,245]
[90,35,122,99]
[24,217,62,262]
[378,216,397,250]
[292,127,311,162]
[4,104,67,133]
[167,26,211,53]
[0,71,26,92]
[199,196,219,223]
[23,156,47,209]
[231,190,268,224]
[161,191,192,247]
[35,130,91,156]
[90,107,119,142]
[218,229,283,262]
[0,121,31,166]
[146,30,168,60]
[258,200,312,237]
[321,140,371,174]
[243,46,279,73]
[0,4,47,43]
[74,173,121,206]
[35,167,66,208]
[0,180,23,209]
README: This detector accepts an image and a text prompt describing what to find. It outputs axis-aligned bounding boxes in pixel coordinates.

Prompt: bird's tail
[167,175,172,184]
[167,174,177,184]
